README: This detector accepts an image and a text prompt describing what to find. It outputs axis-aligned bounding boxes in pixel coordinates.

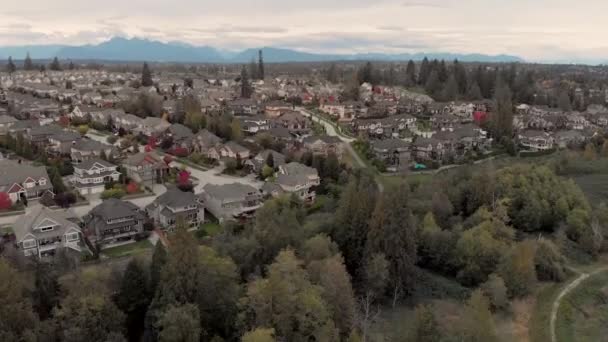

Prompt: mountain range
[0,37,525,64]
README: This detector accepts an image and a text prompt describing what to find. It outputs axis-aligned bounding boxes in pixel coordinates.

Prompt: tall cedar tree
[32,261,61,320]
[240,66,252,98]
[258,49,265,80]
[418,57,430,85]
[50,57,61,71]
[142,62,154,87]
[7,57,16,73]
[117,258,151,342]
[24,52,33,70]
[405,60,416,86]
[332,172,378,276]
[367,184,417,304]
[491,75,514,139]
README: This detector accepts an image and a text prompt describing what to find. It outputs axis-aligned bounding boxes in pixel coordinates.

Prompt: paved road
[296,107,366,169]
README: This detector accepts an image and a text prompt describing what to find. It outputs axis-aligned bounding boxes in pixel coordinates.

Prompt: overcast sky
[1,0,607,61]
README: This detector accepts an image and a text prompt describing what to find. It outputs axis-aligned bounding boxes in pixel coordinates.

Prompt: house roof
[72,139,112,152]
[202,183,259,202]
[13,205,81,243]
[88,198,141,221]
[75,158,116,171]
[124,152,165,167]
[279,162,318,177]
[0,160,50,188]
[151,188,198,209]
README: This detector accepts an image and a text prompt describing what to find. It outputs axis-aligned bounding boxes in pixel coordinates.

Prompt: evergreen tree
[258,49,265,80]
[24,52,33,70]
[68,60,75,70]
[50,57,61,71]
[6,56,16,73]
[240,66,252,98]
[467,81,483,100]
[442,74,459,101]
[405,60,416,86]
[459,290,497,342]
[558,90,572,111]
[32,261,61,320]
[265,152,274,168]
[141,62,154,87]
[491,76,514,139]
[158,304,201,342]
[452,59,468,94]
[117,258,151,342]
[150,242,168,295]
[366,185,417,304]
[357,62,374,84]
[425,70,442,99]
[326,63,339,83]
[418,57,430,85]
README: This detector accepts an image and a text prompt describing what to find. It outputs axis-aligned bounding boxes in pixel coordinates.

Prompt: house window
[40,226,54,232]
[22,239,36,249]
[66,232,79,242]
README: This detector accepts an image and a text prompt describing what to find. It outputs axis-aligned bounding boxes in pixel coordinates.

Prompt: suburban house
[237,115,271,135]
[207,141,251,160]
[13,206,82,258]
[518,130,555,151]
[123,152,169,186]
[271,162,320,201]
[47,130,82,155]
[413,137,445,162]
[264,100,293,117]
[145,188,204,230]
[370,139,411,172]
[164,123,194,149]
[191,129,222,153]
[227,98,259,116]
[138,117,171,137]
[71,159,120,196]
[302,135,344,158]
[273,110,311,135]
[83,198,145,246]
[70,139,116,163]
[0,160,54,203]
[200,183,263,222]
[246,149,286,173]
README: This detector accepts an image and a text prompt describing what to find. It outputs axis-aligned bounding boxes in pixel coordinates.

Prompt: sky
[1,0,608,62]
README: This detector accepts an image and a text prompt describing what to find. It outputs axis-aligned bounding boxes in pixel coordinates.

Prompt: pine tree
[425,70,442,99]
[150,242,167,295]
[258,49,265,80]
[418,57,430,85]
[467,81,483,100]
[50,57,61,71]
[491,76,514,139]
[7,56,16,73]
[326,63,339,83]
[240,66,252,98]
[24,52,33,70]
[142,62,154,87]
[405,60,416,86]
[442,74,459,101]
[117,258,151,341]
[68,60,75,70]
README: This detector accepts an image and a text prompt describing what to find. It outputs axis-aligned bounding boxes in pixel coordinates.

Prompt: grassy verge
[102,239,153,258]
[201,222,222,237]
[555,270,608,342]
[529,281,572,342]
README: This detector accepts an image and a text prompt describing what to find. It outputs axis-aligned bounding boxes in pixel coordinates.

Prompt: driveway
[170,162,262,193]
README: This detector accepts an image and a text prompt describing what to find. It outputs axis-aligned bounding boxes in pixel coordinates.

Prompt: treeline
[1,161,606,341]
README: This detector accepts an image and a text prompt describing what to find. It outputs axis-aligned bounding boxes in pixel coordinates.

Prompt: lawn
[201,222,222,236]
[573,174,608,204]
[555,270,608,342]
[102,239,153,258]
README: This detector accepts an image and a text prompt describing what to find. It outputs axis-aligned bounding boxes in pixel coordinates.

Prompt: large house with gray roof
[83,198,144,246]
[145,188,204,230]
[200,183,263,222]
[264,162,320,201]
[0,160,54,203]
[13,206,82,258]
[71,159,120,196]
[123,152,169,186]
[70,139,116,163]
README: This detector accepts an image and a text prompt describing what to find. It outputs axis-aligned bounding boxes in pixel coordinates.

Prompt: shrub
[535,238,566,282]
[101,188,126,199]
[106,136,118,144]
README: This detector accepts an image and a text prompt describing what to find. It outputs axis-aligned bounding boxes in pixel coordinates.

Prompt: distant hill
[0,37,525,64]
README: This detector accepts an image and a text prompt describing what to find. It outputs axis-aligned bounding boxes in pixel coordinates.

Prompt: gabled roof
[202,183,260,202]
[75,158,116,171]
[151,188,198,209]
[13,205,81,243]
[88,198,141,221]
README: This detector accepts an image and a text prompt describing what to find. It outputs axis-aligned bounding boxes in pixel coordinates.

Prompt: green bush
[100,188,126,199]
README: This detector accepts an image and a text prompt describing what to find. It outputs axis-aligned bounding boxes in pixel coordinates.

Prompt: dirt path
[550,267,608,342]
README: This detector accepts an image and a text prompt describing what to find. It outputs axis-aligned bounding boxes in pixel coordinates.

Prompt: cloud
[402,0,449,8]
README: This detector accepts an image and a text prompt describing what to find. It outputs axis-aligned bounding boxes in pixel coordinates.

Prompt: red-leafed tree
[178,170,191,186]
[126,182,139,194]
[0,192,12,209]
[147,136,157,150]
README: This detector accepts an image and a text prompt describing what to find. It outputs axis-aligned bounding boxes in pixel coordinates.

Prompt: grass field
[573,174,608,203]
[102,239,153,258]
[529,281,573,342]
[555,270,608,342]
